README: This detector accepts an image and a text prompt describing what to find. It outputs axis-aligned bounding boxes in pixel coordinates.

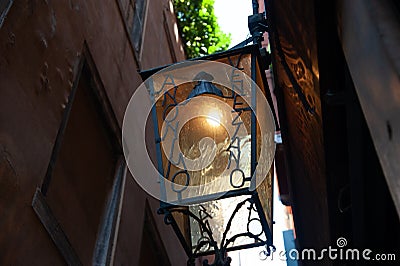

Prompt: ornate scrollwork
[161,194,273,266]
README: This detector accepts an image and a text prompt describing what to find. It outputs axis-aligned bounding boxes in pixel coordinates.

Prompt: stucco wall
[0,0,186,265]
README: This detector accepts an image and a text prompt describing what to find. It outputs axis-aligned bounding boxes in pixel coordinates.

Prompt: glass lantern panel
[254,58,275,230]
[188,194,268,256]
[153,62,256,204]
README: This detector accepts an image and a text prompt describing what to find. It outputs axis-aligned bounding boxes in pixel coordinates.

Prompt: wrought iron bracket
[158,191,274,266]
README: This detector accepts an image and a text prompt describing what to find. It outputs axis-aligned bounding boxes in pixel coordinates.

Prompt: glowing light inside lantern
[206,110,221,127]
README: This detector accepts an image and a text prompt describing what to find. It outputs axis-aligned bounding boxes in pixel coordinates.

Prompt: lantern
[125,44,277,266]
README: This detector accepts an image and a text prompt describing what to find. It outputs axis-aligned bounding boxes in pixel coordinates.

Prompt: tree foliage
[173,0,231,58]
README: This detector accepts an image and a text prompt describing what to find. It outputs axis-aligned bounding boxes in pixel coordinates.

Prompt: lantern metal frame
[140,44,278,266]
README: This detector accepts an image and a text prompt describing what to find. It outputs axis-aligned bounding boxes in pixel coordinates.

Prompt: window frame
[32,42,124,265]
[116,0,149,68]
[0,0,13,28]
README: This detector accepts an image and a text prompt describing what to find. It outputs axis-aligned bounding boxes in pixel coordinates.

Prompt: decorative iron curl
[160,193,274,266]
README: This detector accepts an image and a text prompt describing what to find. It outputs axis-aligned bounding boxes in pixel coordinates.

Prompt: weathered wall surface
[268,0,331,255]
[0,0,185,265]
[338,0,400,218]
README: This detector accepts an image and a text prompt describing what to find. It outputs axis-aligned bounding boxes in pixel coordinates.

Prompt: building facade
[0,0,186,265]
[267,0,400,265]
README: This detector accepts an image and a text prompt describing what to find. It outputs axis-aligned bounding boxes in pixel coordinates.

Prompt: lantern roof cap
[139,44,259,81]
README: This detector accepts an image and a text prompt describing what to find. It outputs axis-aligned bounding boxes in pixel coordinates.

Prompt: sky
[213,1,288,265]
[214,0,253,48]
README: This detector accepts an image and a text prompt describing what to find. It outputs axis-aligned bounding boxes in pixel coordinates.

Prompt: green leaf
[173,0,231,58]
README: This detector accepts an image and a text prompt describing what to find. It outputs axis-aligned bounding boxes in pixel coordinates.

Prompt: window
[131,0,147,55]
[119,0,148,60]
[32,45,124,265]
[0,0,13,28]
